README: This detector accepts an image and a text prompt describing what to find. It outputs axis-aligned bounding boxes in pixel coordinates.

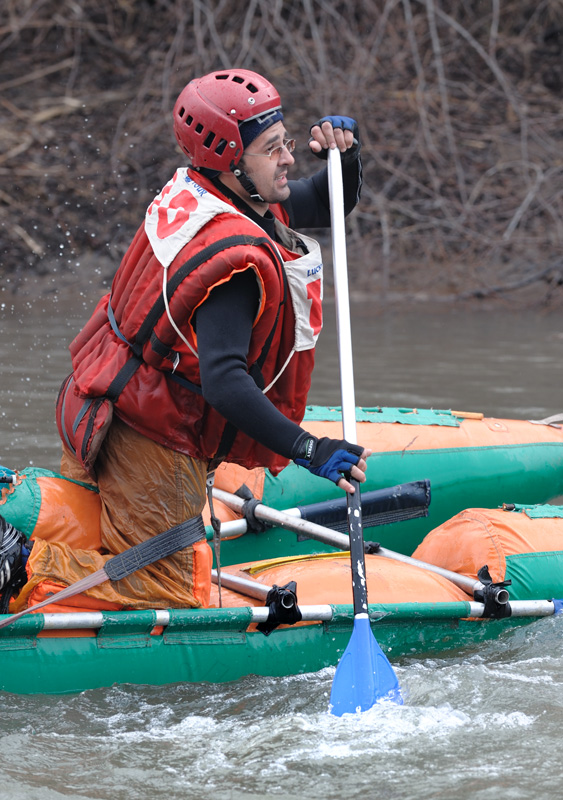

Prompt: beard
[238,160,291,206]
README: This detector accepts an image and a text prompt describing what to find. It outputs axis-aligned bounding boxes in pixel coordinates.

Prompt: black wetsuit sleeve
[195,269,304,459]
[282,145,362,229]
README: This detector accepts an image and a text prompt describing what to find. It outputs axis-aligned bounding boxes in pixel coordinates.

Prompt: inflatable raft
[3,402,563,564]
[0,458,562,694]
[209,405,563,561]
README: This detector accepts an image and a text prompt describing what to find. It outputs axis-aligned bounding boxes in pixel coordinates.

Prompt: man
[12,69,370,613]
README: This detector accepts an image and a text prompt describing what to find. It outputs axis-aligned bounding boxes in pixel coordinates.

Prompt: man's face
[239,121,295,205]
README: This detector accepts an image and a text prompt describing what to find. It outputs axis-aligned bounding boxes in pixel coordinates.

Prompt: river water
[1,286,562,800]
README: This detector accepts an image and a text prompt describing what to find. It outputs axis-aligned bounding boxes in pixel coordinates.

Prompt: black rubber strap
[105,355,143,403]
[104,515,206,582]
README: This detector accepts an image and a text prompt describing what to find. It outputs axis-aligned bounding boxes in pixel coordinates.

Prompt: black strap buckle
[474,565,512,618]
[256,580,302,635]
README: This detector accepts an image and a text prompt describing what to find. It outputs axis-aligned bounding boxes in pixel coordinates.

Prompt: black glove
[292,432,363,485]
[309,115,360,160]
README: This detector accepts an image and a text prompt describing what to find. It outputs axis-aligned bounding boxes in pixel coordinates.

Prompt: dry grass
[1,0,562,305]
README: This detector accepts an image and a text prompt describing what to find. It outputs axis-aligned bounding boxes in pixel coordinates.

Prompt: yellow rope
[245,550,350,575]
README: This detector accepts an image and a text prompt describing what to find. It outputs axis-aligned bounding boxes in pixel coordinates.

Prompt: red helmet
[173,69,282,172]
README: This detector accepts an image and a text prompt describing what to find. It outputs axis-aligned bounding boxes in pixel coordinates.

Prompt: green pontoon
[0,599,560,696]
[0,405,562,696]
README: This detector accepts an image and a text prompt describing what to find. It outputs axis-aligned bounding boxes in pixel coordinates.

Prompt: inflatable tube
[210,551,470,609]
[209,406,563,558]
[212,505,563,611]
[412,504,563,602]
[0,467,101,549]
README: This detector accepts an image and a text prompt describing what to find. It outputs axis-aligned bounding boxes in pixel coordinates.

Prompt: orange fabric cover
[16,537,212,615]
[412,507,563,584]
[17,419,213,615]
[34,476,102,550]
[305,417,563,453]
[25,577,122,613]
[209,553,470,609]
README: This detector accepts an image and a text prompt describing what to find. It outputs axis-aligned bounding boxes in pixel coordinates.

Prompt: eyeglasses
[245,138,296,160]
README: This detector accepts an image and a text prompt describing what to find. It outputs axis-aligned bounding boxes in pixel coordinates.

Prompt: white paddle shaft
[327,147,357,444]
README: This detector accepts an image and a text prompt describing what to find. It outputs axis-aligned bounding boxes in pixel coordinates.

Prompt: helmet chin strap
[231,163,266,204]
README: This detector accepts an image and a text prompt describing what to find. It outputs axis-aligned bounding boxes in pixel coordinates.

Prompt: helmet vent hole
[186,114,193,126]
[195,122,204,134]
[203,132,215,149]
[232,75,244,84]
[215,139,227,155]
[246,83,258,93]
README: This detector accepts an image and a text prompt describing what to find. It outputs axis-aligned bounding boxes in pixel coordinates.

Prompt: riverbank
[2,251,561,314]
[1,2,562,307]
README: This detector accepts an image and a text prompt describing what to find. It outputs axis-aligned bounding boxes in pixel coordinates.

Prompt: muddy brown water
[0,289,562,800]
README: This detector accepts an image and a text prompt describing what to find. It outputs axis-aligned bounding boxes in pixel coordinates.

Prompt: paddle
[327,147,401,714]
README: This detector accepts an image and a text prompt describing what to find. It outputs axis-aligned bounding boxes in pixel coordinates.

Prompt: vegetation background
[1,0,562,306]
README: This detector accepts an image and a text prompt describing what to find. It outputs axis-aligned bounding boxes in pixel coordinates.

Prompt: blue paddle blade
[329,615,403,716]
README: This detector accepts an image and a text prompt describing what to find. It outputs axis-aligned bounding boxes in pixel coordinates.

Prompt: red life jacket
[56,170,323,477]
